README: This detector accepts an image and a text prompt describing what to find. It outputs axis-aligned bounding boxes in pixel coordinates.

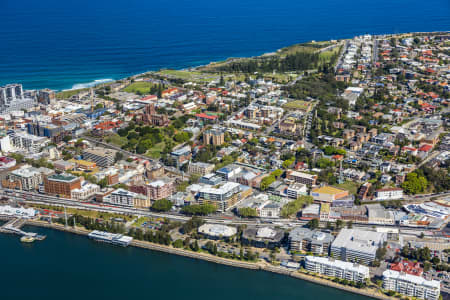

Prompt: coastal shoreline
[58,30,449,92]
[23,220,392,300]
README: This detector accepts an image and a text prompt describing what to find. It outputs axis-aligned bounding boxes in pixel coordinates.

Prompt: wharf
[0,217,46,240]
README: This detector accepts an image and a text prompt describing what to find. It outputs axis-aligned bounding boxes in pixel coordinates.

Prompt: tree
[260,175,276,191]
[307,218,319,229]
[238,207,258,218]
[136,143,148,154]
[336,219,344,229]
[376,247,387,260]
[326,222,334,230]
[280,195,314,218]
[271,169,283,179]
[181,204,216,216]
[401,245,410,258]
[269,250,276,262]
[9,153,24,163]
[172,239,183,248]
[191,240,199,252]
[98,177,109,188]
[346,220,353,229]
[423,261,432,272]
[316,157,333,169]
[282,158,295,169]
[402,172,428,194]
[151,199,173,212]
[63,135,72,143]
[114,152,124,162]
[432,256,440,265]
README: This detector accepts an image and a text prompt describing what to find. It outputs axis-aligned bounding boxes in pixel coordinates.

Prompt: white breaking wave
[67,78,114,90]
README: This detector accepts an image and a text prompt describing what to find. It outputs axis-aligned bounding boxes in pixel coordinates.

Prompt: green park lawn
[146,142,166,159]
[333,181,360,196]
[122,82,155,94]
[283,100,311,111]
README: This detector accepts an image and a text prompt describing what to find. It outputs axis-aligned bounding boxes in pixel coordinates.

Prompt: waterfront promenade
[23,219,392,300]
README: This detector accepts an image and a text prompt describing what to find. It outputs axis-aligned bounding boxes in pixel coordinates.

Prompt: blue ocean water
[0,0,449,90]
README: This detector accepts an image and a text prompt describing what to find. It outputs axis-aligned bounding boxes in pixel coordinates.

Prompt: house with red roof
[195,113,219,123]
[94,120,122,131]
[419,144,433,153]
[401,146,418,156]
[418,144,433,158]
[140,95,157,101]
[161,88,179,98]
[390,260,423,277]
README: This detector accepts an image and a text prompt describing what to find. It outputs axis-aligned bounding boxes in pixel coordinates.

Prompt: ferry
[88,230,133,247]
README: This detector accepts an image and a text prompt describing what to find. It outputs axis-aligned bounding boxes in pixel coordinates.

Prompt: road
[417,150,442,168]
[372,38,378,64]
[334,40,349,72]
[2,188,446,236]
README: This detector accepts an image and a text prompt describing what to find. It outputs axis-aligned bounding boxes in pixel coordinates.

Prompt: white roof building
[305,256,369,283]
[198,224,237,238]
[0,205,36,218]
[383,269,440,300]
[331,229,387,265]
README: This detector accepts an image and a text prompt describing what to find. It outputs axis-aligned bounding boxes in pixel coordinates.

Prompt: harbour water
[1,226,368,300]
[0,0,449,90]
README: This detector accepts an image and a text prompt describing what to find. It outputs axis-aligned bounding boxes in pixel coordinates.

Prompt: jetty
[0,217,46,241]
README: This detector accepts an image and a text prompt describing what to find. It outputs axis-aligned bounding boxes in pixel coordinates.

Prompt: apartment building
[305,256,369,283]
[286,170,317,186]
[103,188,150,208]
[288,227,334,255]
[198,182,241,212]
[9,131,49,153]
[203,128,225,146]
[82,147,117,168]
[44,174,82,198]
[286,183,308,199]
[2,165,53,191]
[170,146,191,168]
[71,182,101,201]
[0,84,36,112]
[382,270,440,300]
[375,187,404,201]
[331,229,387,265]
[188,162,215,176]
[147,179,174,201]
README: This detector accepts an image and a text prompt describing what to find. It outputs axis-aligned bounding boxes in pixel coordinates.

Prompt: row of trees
[260,169,284,191]
[127,227,172,245]
[211,50,335,74]
[58,214,126,233]
[401,245,431,262]
[181,204,216,216]
[151,199,173,212]
[238,207,258,218]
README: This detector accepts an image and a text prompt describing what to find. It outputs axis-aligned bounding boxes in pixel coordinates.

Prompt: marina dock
[0,217,46,241]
